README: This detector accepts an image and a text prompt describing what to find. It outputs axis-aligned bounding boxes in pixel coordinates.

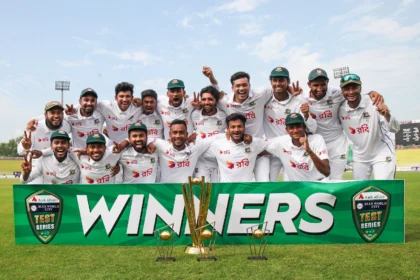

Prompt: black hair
[200,86,220,102]
[115,82,134,95]
[226,113,246,127]
[141,89,158,100]
[170,119,187,129]
[230,72,250,85]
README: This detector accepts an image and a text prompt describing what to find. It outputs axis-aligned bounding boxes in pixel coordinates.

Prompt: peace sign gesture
[65,104,76,115]
[21,131,32,150]
[21,151,33,175]
[290,81,303,96]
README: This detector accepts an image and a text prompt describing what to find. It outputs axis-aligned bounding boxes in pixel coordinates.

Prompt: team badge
[285,109,291,115]
[26,190,63,244]
[245,147,251,154]
[249,101,256,107]
[303,152,309,157]
[94,119,100,124]
[155,120,161,125]
[340,154,346,160]
[151,158,156,164]
[216,120,222,126]
[93,134,100,138]
[316,69,323,75]
[327,98,333,106]
[182,109,189,114]
[352,186,391,243]
[386,156,392,162]
[363,112,370,120]
[275,67,282,72]
[70,169,76,175]
[290,113,298,118]
[172,79,178,84]
[105,164,111,170]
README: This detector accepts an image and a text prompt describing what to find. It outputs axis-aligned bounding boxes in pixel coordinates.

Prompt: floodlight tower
[333,66,350,79]
[55,81,70,104]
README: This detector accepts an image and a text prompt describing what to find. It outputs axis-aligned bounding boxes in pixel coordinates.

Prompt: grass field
[0,165,419,279]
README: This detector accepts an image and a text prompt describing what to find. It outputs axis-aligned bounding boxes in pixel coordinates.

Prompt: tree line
[0,137,22,157]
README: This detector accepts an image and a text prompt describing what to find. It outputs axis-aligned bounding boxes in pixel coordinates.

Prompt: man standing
[157,79,195,140]
[304,68,384,180]
[119,123,158,183]
[338,74,400,180]
[137,89,164,140]
[264,67,316,181]
[65,88,106,148]
[207,113,268,182]
[266,113,330,181]
[192,86,227,182]
[20,130,80,184]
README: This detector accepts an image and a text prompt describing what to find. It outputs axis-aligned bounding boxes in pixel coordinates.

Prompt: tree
[0,136,23,157]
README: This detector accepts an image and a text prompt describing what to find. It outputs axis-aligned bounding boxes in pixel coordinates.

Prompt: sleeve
[255,138,269,154]
[254,87,273,104]
[330,86,345,103]
[67,148,81,165]
[381,115,400,133]
[41,147,54,157]
[298,98,317,133]
[207,141,218,157]
[196,133,226,153]
[312,135,329,160]
[265,137,282,157]
[216,95,228,110]
[20,159,43,184]
[152,138,166,153]
[96,100,112,117]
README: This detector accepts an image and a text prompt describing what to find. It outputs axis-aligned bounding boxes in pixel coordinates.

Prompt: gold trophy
[182,176,213,255]
[195,222,217,261]
[154,223,176,262]
[246,222,269,261]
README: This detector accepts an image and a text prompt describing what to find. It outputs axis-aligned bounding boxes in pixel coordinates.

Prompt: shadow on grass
[405,223,420,242]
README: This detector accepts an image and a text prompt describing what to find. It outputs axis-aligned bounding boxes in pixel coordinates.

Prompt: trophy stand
[154,223,176,262]
[246,221,270,261]
[195,222,217,261]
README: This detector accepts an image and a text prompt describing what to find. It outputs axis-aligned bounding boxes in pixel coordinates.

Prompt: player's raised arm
[202,66,218,85]
[377,103,400,132]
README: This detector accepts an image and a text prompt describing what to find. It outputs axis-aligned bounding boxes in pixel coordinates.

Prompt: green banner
[13,180,405,245]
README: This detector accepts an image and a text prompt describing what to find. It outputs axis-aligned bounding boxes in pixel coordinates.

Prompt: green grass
[0,159,21,174]
[1,173,419,279]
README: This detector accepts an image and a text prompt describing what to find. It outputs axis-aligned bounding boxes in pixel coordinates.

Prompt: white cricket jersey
[338,95,400,162]
[65,108,105,148]
[17,117,72,155]
[216,86,272,137]
[266,134,329,181]
[96,100,143,143]
[69,148,121,184]
[152,136,219,183]
[264,93,317,139]
[192,108,227,169]
[119,147,158,183]
[157,96,194,140]
[208,138,268,182]
[20,154,80,184]
[136,111,164,140]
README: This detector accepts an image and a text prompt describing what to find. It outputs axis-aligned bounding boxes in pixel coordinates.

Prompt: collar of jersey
[306,88,333,103]
[169,143,192,154]
[112,100,131,115]
[344,96,366,112]
[200,108,221,119]
[270,92,293,105]
[227,139,245,146]
[76,106,96,120]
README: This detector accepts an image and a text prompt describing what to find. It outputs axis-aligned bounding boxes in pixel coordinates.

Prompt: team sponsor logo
[285,109,291,115]
[105,164,112,170]
[219,149,230,154]
[226,161,234,169]
[161,110,170,116]
[341,115,351,120]
[26,190,63,244]
[318,110,333,119]
[168,160,190,168]
[317,149,327,156]
[111,125,119,132]
[108,115,118,121]
[310,112,317,119]
[283,148,292,155]
[245,147,251,154]
[349,124,369,135]
[46,171,56,176]
[155,120,161,125]
[77,131,85,137]
[37,137,49,142]
[86,176,94,184]
[168,161,176,168]
[268,115,274,123]
[352,186,390,242]
[132,170,140,178]
[94,119,100,124]
[244,111,256,119]
[166,121,172,127]
[199,132,206,139]
[290,160,309,170]
[72,121,83,126]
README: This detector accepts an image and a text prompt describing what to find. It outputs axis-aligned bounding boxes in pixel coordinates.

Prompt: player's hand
[369,91,384,106]
[289,81,303,96]
[110,164,120,177]
[29,150,43,159]
[112,141,124,153]
[244,134,253,144]
[21,152,33,173]
[186,133,198,145]
[132,98,142,108]
[147,142,156,154]
[191,92,202,109]
[202,66,214,78]
[377,104,390,117]
[21,131,32,150]
[65,104,76,115]
[73,148,88,160]
[26,119,38,132]
[300,103,310,119]
[103,126,109,138]
[299,136,310,151]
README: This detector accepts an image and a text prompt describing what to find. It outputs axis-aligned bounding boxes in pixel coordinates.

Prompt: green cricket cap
[86,133,106,145]
[50,130,70,141]
[308,68,329,81]
[286,113,305,126]
[167,79,185,89]
[45,101,64,112]
[128,123,148,134]
[80,88,98,98]
[270,67,290,78]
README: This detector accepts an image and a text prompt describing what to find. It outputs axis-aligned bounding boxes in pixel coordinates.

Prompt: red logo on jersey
[37,137,49,142]
[265,105,273,110]
[350,124,369,135]
[199,131,206,139]
[112,125,118,132]
[318,110,332,119]
[268,116,274,123]
[166,121,172,127]
[77,131,85,137]
[86,176,94,184]
[126,160,138,165]
[132,170,140,178]
[45,171,56,176]
[195,120,205,126]
[244,111,256,119]
[349,127,356,134]
[168,161,176,168]
[165,150,175,157]
[108,115,118,121]
[226,161,234,169]
[317,149,327,156]
[276,118,286,125]
[290,160,309,170]
[341,115,351,120]
[161,110,170,115]
[309,112,317,119]
[283,148,292,155]
[219,149,230,154]
[72,121,83,126]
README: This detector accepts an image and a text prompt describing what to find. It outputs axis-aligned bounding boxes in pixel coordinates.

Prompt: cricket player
[192,86,227,182]
[303,68,384,180]
[207,113,268,182]
[137,89,164,140]
[65,88,107,148]
[263,67,317,182]
[157,79,196,140]
[266,113,330,181]
[338,74,400,180]
[20,130,80,184]
[118,123,158,183]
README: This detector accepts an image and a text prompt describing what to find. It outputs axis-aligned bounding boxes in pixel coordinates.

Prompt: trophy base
[185,246,209,255]
[197,256,216,261]
[156,257,176,262]
[248,256,268,261]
